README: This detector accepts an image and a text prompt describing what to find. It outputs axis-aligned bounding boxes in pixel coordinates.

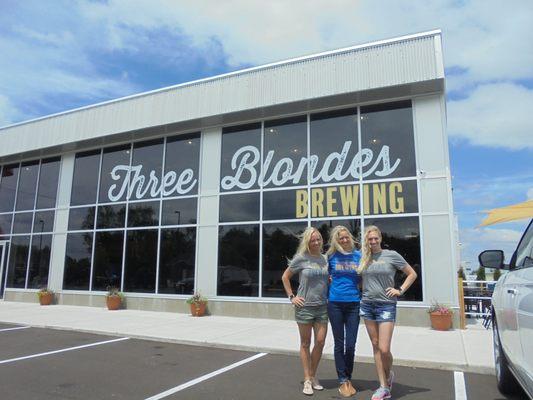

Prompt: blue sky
[1,0,532,272]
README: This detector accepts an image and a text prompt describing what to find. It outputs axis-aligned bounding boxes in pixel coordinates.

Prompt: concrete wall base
[3,290,460,328]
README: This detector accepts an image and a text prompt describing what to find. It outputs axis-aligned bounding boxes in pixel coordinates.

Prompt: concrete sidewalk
[0,301,494,374]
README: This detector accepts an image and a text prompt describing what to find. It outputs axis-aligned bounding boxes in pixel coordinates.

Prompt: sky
[1,0,532,272]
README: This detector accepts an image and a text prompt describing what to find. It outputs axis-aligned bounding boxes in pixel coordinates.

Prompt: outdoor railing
[458,278,496,329]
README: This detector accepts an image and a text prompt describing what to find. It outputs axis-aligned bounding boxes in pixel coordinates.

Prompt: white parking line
[0,337,130,365]
[0,326,30,332]
[454,371,467,400]
[145,352,268,400]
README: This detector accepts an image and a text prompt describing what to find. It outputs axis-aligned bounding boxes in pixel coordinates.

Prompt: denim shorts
[360,301,397,322]
[295,304,328,324]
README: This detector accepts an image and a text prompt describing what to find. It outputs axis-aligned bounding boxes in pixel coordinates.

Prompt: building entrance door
[0,242,7,299]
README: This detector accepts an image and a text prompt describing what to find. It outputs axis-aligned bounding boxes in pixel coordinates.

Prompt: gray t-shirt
[289,253,329,306]
[361,250,407,303]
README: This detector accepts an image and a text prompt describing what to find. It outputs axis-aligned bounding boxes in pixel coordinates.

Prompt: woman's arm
[281,267,305,307]
[386,264,417,298]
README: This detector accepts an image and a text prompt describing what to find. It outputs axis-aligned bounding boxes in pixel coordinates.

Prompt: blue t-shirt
[328,251,362,302]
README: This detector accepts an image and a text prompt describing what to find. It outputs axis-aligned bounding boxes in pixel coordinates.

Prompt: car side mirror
[478,250,505,269]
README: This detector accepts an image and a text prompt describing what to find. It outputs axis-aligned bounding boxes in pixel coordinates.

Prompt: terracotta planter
[106,295,122,310]
[190,302,207,317]
[39,292,53,306]
[430,312,453,331]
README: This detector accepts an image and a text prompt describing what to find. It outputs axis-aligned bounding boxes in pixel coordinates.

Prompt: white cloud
[528,188,533,200]
[447,83,533,150]
[460,226,525,266]
[0,95,19,126]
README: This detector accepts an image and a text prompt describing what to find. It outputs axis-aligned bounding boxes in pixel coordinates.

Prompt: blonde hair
[358,225,382,273]
[294,226,323,257]
[326,225,357,256]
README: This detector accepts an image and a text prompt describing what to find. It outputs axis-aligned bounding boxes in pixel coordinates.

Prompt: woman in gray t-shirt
[358,225,417,400]
[281,227,329,396]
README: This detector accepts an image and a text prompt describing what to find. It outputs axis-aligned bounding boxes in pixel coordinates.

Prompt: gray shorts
[295,304,328,324]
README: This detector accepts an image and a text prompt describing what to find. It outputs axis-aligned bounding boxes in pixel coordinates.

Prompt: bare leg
[378,322,395,384]
[364,319,387,388]
[297,323,313,380]
[310,322,327,378]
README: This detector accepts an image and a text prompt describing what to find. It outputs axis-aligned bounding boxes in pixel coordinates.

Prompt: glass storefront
[218,101,423,301]
[0,157,60,289]
[64,132,200,294]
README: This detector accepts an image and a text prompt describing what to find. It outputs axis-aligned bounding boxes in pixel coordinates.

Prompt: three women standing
[326,226,362,397]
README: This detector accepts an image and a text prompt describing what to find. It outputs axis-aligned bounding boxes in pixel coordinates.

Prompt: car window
[515,220,533,269]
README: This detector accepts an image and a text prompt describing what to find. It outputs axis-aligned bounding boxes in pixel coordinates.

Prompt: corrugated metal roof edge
[0,29,442,131]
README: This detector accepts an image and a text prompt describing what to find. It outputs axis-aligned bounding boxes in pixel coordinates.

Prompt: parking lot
[0,323,527,400]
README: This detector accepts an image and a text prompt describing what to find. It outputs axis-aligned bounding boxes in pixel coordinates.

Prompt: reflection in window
[63,232,93,290]
[33,211,55,233]
[263,189,301,221]
[264,116,307,188]
[131,139,164,201]
[99,145,131,203]
[13,212,33,234]
[220,123,261,192]
[159,228,196,294]
[6,235,30,288]
[36,157,60,209]
[71,151,101,206]
[219,193,259,222]
[124,229,157,293]
[27,234,52,288]
[68,207,95,231]
[310,109,358,184]
[262,222,306,298]
[97,204,126,229]
[364,216,422,301]
[0,213,12,236]
[16,161,39,211]
[92,231,124,290]
[164,133,201,197]
[127,201,160,227]
[0,164,20,212]
[161,198,197,226]
[218,225,259,296]
[360,101,416,180]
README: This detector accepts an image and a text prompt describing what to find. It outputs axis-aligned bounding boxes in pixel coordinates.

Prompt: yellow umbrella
[480,199,533,226]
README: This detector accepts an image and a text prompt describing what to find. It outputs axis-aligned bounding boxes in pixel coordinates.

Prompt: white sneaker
[311,377,324,391]
[303,379,314,395]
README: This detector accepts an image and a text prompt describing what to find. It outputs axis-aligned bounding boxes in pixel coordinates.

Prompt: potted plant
[428,300,453,331]
[37,288,54,306]
[186,292,208,317]
[105,287,124,310]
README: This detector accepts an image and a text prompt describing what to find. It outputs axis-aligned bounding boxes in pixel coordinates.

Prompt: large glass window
[220,124,261,192]
[63,232,93,290]
[27,234,52,288]
[263,116,307,188]
[16,161,39,211]
[0,213,13,236]
[217,225,259,296]
[36,157,60,209]
[124,229,158,293]
[71,151,101,206]
[0,164,19,212]
[159,227,196,294]
[310,109,358,184]
[6,235,30,288]
[218,101,422,301]
[65,133,200,295]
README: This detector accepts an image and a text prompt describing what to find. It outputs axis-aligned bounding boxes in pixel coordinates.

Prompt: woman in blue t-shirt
[327,225,361,397]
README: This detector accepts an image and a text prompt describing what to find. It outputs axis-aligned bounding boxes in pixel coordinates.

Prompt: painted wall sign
[107,164,197,201]
[221,140,401,191]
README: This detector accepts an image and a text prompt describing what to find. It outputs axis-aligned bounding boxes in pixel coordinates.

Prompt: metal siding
[0,34,443,159]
